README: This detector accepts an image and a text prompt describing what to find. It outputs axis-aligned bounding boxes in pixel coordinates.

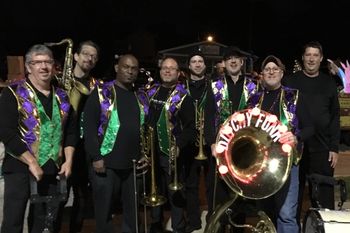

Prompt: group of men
[0,40,340,233]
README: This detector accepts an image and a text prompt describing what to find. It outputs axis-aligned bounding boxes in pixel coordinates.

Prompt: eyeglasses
[81,51,98,61]
[29,60,54,66]
[263,67,281,73]
[160,67,178,72]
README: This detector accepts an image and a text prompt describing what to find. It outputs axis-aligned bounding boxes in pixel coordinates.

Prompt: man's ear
[74,53,79,62]
[114,64,119,73]
[25,63,31,74]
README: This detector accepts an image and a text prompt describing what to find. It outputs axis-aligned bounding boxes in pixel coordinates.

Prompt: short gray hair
[25,44,53,64]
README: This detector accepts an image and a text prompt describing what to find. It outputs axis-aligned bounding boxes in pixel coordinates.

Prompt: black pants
[298,149,335,223]
[182,145,209,228]
[206,156,233,220]
[68,146,93,233]
[1,173,62,233]
[90,167,138,233]
[150,155,186,231]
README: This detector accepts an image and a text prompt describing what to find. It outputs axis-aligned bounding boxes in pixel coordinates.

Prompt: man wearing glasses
[68,40,100,233]
[0,44,77,233]
[147,57,196,233]
[249,55,313,233]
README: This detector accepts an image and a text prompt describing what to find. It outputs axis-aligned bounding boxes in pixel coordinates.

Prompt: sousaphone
[205,107,294,233]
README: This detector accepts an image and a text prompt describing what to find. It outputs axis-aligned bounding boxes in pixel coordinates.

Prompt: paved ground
[1,147,349,232]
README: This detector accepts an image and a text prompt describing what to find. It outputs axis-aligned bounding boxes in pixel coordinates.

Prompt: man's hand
[136,156,150,170]
[19,151,43,181]
[170,145,180,158]
[329,151,339,168]
[28,161,44,181]
[93,159,106,173]
[59,160,73,178]
[59,146,74,178]
[211,144,217,157]
[279,131,297,145]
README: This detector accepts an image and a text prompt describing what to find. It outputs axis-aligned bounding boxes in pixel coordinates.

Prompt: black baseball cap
[187,50,205,64]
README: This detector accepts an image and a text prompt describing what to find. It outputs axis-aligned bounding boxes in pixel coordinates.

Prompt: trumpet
[194,100,207,160]
[168,136,183,191]
[141,126,167,207]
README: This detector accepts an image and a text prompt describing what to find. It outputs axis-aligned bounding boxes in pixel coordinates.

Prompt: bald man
[83,54,149,233]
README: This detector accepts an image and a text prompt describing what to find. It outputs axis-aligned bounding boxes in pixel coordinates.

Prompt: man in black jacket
[83,54,148,233]
[0,44,76,233]
[69,39,100,233]
[183,52,211,233]
[147,57,196,233]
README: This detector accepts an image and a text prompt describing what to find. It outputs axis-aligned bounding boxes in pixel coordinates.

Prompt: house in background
[157,40,257,76]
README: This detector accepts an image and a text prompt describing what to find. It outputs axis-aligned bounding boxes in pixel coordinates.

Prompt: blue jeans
[277,165,299,233]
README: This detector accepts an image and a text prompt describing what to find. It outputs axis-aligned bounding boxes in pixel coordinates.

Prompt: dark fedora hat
[223,46,250,60]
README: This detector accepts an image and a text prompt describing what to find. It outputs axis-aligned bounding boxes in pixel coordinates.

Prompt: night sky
[1,0,350,77]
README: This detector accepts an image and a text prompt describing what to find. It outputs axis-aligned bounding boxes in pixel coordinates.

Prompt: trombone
[140,126,167,207]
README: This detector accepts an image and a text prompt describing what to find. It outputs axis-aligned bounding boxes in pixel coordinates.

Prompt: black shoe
[185,225,201,233]
[150,222,164,233]
[173,228,185,233]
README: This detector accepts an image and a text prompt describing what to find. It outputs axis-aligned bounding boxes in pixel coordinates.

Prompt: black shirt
[204,75,246,145]
[83,85,141,169]
[147,85,196,151]
[259,87,314,141]
[187,78,207,102]
[0,80,77,174]
[283,71,340,152]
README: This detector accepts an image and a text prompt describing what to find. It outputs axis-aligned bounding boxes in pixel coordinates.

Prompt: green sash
[156,86,187,156]
[35,93,62,166]
[100,87,145,156]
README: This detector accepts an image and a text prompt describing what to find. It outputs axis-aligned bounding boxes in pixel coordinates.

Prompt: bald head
[118,54,138,67]
[159,57,180,87]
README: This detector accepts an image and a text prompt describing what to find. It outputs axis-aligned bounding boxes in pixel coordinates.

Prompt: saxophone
[45,38,90,112]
